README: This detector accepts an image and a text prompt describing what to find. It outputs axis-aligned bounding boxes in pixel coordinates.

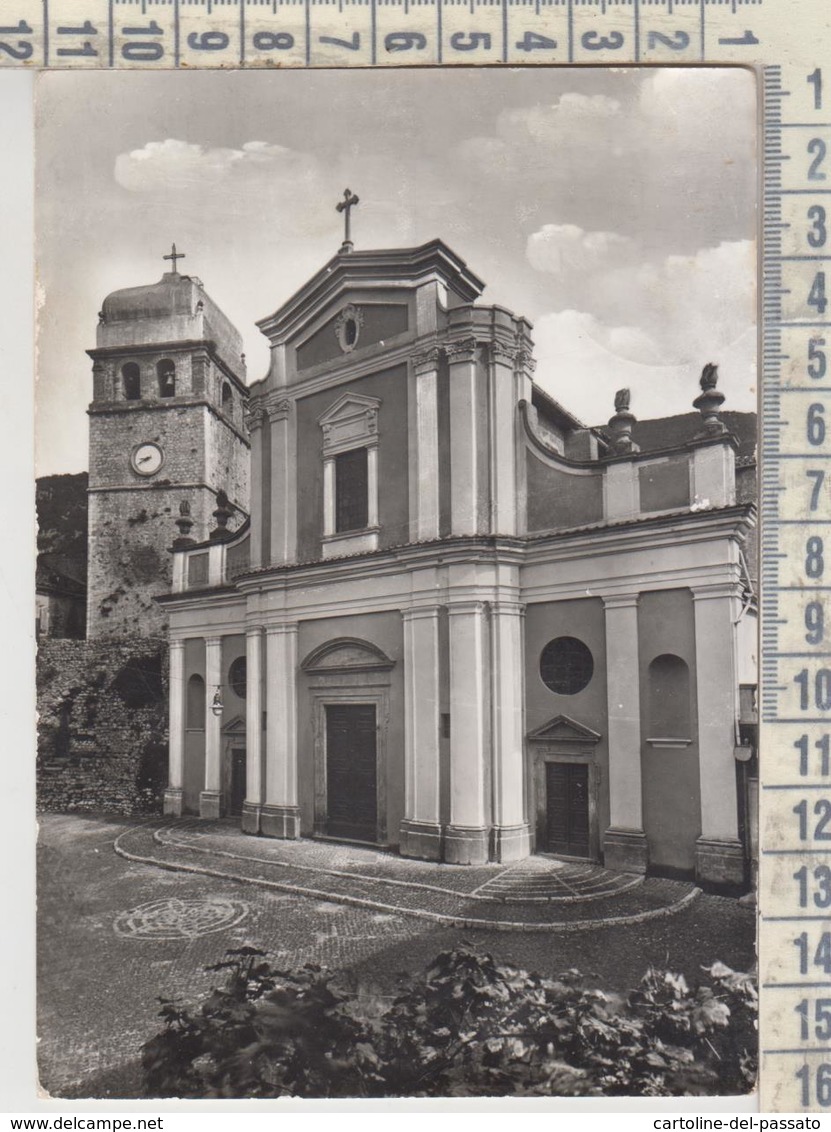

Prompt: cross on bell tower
[336,189,359,254]
[163,243,186,274]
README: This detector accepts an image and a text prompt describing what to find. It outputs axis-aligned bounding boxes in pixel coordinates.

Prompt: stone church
[84,219,758,888]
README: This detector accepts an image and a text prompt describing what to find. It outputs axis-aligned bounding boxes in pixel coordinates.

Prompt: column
[490,601,530,861]
[242,627,264,835]
[490,345,518,536]
[322,458,335,537]
[602,596,648,873]
[200,635,223,819]
[693,583,744,887]
[447,340,481,536]
[163,638,186,816]
[445,601,489,864]
[413,350,440,541]
[400,606,442,860]
[261,623,301,839]
[269,396,296,565]
[367,444,379,528]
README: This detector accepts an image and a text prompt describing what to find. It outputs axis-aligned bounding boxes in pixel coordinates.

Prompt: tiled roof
[595,411,757,460]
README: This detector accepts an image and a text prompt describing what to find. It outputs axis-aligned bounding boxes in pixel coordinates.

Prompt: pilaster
[267,396,296,566]
[262,623,301,839]
[200,635,223,819]
[445,600,489,864]
[447,339,482,537]
[244,400,266,570]
[242,627,264,834]
[490,343,519,536]
[163,638,185,817]
[490,600,530,861]
[412,349,441,542]
[400,605,443,859]
[693,582,744,887]
[602,595,648,873]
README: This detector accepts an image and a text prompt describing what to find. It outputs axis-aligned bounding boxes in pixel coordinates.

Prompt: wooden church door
[544,762,590,858]
[325,703,378,842]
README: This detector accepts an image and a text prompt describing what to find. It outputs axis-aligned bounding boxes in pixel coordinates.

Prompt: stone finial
[693,362,727,436]
[172,499,195,548]
[209,490,233,542]
[607,388,639,455]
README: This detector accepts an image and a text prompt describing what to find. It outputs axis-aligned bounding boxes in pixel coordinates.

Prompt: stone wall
[37,637,168,814]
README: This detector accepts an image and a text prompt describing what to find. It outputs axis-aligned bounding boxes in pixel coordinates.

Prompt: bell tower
[86,248,250,638]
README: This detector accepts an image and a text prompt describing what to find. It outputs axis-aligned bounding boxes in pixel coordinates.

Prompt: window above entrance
[318,392,381,557]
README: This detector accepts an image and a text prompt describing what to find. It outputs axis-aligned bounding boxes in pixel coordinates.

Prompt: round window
[344,318,358,346]
[228,656,247,699]
[540,637,594,695]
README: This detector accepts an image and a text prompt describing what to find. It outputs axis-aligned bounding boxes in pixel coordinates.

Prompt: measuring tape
[5,0,831,1113]
[0,0,804,69]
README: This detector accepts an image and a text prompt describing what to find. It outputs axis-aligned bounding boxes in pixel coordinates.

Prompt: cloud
[524,216,756,417]
[533,308,756,423]
[455,69,755,255]
[115,138,321,193]
[526,224,635,276]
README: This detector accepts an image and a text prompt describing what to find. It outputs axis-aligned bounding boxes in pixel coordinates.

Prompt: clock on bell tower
[86,248,250,638]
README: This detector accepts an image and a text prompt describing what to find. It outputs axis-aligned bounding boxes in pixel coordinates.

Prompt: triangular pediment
[221,714,247,735]
[527,714,601,744]
[318,392,381,427]
[301,637,395,674]
[256,241,485,345]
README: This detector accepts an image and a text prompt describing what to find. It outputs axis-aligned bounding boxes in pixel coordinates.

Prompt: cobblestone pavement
[37,813,756,1100]
[117,818,696,929]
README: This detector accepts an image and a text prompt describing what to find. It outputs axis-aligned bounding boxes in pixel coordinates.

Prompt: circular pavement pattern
[113,896,249,940]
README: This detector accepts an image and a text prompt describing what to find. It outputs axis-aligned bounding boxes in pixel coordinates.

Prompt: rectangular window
[335,447,369,532]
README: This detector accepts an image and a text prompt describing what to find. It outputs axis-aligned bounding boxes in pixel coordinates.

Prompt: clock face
[131,442,164,477]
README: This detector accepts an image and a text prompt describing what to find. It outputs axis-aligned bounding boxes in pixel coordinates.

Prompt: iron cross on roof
[163,243,186,273]
[336,189,359,254]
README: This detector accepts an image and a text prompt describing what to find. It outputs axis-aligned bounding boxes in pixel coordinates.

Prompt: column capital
[264,621,299,637]
[169,637,186,653]
[447,599,488,617]
[516,347,537,376]
[490,599,526,617]
[204,634,224,648]
[490,340,519,367]
[445,337,479,364]
[692,581,742,602]
[265,394,292,423]
[412,346,442,376]
[244,400,267,433]
[602,593,640,611]
[401,604,442,623]
[246,625,265,640]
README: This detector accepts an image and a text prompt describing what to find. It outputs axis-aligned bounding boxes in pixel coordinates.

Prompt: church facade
[128,235,759,890]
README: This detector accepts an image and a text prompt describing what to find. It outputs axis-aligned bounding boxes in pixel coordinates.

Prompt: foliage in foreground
[141,946,757,1099]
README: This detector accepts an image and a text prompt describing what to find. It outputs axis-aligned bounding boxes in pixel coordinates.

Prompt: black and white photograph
[33,65,759,1101]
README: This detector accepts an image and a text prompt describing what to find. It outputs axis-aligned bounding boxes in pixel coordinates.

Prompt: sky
[35,66,757,476]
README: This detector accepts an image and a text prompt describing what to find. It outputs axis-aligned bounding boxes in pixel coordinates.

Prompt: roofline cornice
[255,240,485,342]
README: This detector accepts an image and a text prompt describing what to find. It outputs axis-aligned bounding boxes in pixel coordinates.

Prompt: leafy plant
[141,946,757,1099]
